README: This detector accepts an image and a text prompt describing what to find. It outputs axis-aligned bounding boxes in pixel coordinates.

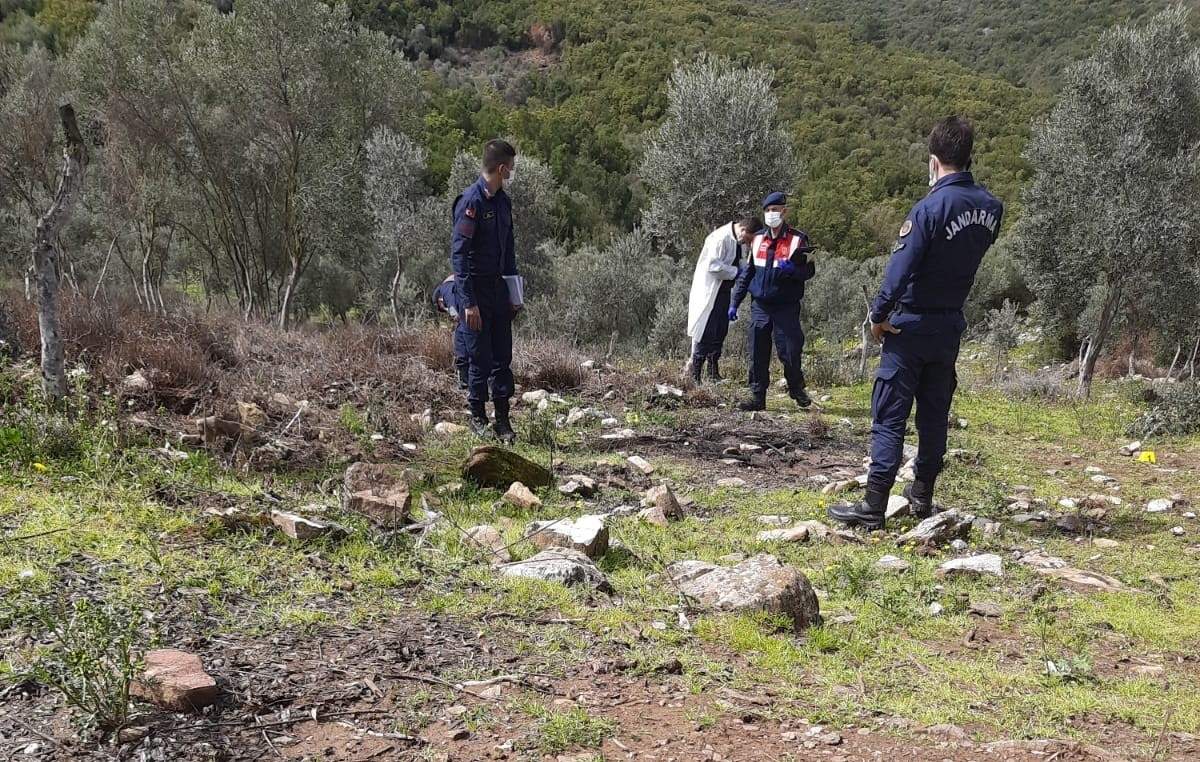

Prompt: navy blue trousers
[694,283,734,360]
[868,329,961,493]
[453,321,468,371]
[748,300,806,396]
[459,280,513,405]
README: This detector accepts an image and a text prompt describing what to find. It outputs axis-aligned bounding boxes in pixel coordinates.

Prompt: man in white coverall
[686,217,759,384]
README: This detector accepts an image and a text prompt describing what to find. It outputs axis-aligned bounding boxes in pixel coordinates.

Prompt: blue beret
[762,192,786,208]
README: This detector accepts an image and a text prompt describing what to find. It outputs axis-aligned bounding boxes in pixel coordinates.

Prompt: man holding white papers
[451,139,522,444]
[686,218,758,384]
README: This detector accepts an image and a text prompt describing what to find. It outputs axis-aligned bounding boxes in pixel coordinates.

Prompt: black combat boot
[707,356,723,382]
[468,401,490,437]
[736,392,766,411]
[493,398,515,445]
[827,488,889,530]
[690,356,704,385]
[792,388,813,409]
[903,477,937,519]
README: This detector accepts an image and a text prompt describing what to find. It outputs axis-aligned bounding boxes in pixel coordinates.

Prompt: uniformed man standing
[451,139,521,444]
[829,116,1003,529]
[729,192,815,411]
[686,217,758,384]
[430,274,469,390]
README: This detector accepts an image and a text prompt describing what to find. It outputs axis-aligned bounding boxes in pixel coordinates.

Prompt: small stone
[1118,441,1142,456]
[499,547,610,591]
[928,602,945,616]
[1091,474,1116,484]
[1084,466,1104,474]
[465,525,512,563]
[521,389,550,405]
[874,555,910,574]
[969,601,1003,618]
[270,511,345,541]
[627,455,656,475]
[342,463,412,526]
[949,539,970,553]
[18,569,34,580]
[503,482,542,510]
[1092,538,1120,548]
[885,494,911,520]
[821,480,860,495]
[640,506,671,527]
[654,384,684,399]
[601,417,619,428]
[1147,498,1174,513]
[644,484,684,519]
[23,743,41,756]
[132,649,218,711]
[1184,512,1197,519]
[434,421,466,437]
[718,477,747,487]
[526,515,610,558]
[116,726,150,744]
[822,733,843,746]
[1171,526,1186,536]
[937,554,1003,578]
[558,475,598,498]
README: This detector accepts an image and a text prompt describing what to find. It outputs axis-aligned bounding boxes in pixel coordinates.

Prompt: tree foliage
[1016,7,1200,395]
[640,54,795,256]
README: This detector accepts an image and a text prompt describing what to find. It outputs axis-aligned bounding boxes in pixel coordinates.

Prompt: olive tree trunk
[32,104,87,404]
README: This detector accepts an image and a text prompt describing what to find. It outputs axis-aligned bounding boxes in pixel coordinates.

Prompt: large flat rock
[463,446,552,489]
[666,553,821,630]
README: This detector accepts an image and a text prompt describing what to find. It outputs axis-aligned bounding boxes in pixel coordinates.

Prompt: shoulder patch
[899,219,912,238]
[891,241,906,254]
[464,206,476,219]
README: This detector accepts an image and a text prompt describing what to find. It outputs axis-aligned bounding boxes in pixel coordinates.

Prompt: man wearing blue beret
[728,192,816,411]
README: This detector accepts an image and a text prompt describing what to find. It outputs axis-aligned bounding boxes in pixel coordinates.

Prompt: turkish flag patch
[464,206,476,219]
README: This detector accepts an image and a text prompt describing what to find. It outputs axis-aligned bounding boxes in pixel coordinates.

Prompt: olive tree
[1016,8,1200,396]
[639,53,795,256]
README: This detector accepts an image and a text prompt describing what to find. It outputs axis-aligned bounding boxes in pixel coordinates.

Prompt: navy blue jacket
[451,176,516,309]
[731,226,815,309]
[871,172,1003,326]
[431,276,457,314]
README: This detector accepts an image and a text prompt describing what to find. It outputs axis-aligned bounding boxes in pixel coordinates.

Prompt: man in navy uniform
[729,192,815,411]
[829,116,1003,529]
[452,139,520,444]
[430,275,469,390]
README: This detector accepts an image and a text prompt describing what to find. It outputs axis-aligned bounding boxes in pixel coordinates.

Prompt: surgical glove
[727,308,738,322]
[777,259,798,275]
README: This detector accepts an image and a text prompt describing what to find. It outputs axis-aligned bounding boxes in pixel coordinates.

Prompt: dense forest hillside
[344,0,1043,256]
[761,0,1196,88]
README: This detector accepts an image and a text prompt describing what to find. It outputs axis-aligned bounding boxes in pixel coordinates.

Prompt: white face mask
[503,165,517,188]
[764,211,783,229]
[928,157,938,187]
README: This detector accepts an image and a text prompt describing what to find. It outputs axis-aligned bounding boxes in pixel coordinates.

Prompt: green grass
[3,348,1200,746]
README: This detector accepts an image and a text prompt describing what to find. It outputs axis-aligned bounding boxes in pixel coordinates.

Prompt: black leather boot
[690,356,704,385]
[827,488,889,530]
[903,477,936,519]
[468,401,490,437]
[792,388,812,408]
[493,398,515,445]
[707,356,723,382]
[737,392,766,411]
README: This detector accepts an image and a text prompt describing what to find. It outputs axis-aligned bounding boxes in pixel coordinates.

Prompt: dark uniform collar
[765,225,793,240]
[476,174,507,201]
[930,172,975,193]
